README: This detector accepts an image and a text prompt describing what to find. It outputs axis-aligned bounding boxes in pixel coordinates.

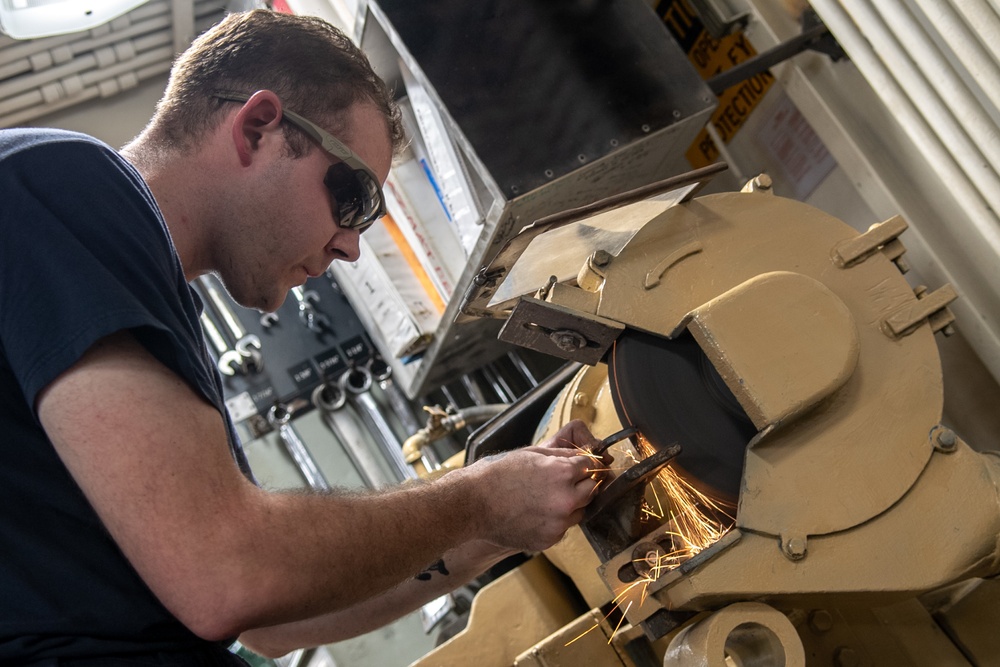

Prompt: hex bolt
[834,646,860,667]
[573,391,590,407]
[631,541,666,578]
[808,609,834,634]
[592,249,612,267]
[936,428,957,452]
[550,329,587,352]
[783,536,807,560]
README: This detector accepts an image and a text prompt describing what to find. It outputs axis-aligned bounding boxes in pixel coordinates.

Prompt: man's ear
[230,90,284,167]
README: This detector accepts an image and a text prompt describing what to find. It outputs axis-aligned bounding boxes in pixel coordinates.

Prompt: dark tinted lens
[324,163,382,233]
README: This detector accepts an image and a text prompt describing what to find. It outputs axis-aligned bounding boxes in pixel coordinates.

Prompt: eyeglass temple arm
[212,90,366,166]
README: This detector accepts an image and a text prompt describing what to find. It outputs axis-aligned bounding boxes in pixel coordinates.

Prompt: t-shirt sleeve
[0,136,210,413]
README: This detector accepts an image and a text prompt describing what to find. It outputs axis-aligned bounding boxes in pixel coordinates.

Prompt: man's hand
[462,420,609,553]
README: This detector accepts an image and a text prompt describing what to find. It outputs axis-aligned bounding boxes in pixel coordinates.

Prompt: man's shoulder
[0,127,112,161]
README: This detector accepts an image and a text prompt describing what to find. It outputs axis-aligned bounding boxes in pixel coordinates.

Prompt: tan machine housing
[414,181,1000,666]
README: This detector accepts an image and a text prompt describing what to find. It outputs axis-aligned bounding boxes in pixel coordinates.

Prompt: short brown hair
[149,10,404,156]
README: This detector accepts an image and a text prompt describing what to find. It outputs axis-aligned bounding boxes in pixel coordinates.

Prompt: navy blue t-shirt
[0,128,252,662]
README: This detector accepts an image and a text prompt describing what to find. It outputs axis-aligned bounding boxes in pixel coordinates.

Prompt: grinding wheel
[608,329,757,502]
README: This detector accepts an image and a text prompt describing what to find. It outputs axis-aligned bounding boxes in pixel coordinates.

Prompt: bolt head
[935,428,957,451]
[809,609,834,633]
[550,329,586,352]
[834,646,860,667]
[784,536,807,560]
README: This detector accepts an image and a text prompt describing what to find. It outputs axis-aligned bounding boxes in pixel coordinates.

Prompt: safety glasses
[214,91,386,233]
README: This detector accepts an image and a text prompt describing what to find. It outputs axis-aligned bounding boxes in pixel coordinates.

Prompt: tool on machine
[267,400,332,493]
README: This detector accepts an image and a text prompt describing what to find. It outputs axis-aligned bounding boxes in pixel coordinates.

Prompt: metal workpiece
[581,443,681,563]
[290,285,331,334]
[311,382,395,489]
[266,402,331,493]
[340,365,416,482]
[259,311,279,329]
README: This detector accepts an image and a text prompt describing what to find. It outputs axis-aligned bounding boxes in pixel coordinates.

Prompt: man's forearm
[39,332,601,642]
[239,539,518,658]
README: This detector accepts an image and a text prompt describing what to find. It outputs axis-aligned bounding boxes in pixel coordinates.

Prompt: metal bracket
[882,284,958,338]
[832,215,909,268]
[705,10,844,95]
[460,165,727,319]
[498,297,625,365]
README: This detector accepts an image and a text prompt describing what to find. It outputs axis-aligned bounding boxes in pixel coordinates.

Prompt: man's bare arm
[37,331,601,642]
[239,539,517,657]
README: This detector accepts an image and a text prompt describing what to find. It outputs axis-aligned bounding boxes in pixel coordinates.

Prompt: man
[0,9,606,665]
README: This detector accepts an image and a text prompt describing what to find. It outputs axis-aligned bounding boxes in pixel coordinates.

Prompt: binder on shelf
[331,226,440,359]
[398,65,482,256]
[383,156,463,303]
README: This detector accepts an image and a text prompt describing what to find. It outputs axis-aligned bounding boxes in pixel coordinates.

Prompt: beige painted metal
[683,271,860,429]
[663,602,805,667]
[930,577,1000,665]
[414,186,1000,666]
[409,555,582,667]
[511,609,630,667]
[791,599,974,666]
[595,191,946,539]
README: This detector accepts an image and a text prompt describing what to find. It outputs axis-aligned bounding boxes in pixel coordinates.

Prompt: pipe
[506,351,537,386]
[0,60,172,127]
[402,404,508,475]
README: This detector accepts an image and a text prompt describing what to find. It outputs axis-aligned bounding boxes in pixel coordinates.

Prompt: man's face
[218,101,392,313]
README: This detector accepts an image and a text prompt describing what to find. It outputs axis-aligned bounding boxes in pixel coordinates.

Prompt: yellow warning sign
[657,0,776,168]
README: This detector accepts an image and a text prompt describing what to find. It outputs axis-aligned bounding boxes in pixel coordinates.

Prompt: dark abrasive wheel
[607,329,757,503]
